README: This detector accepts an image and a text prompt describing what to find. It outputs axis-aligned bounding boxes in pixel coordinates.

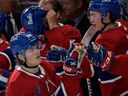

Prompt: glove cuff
[99,51,114,71]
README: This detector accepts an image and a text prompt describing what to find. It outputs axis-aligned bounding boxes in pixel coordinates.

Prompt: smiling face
[89,10,105,31]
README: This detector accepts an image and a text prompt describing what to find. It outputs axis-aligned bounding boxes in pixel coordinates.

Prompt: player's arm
[0,48,16,88]
[87,42,114,71]
[106,55,128,78]
[45,42,94,77]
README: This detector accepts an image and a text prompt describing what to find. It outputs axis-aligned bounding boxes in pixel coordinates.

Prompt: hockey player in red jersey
[47,42,128,96]
[20,6,92,95]
[5,32,61,96]
[0,12,11,95]
[88,0,128,55]
[20,6,82,54]
[86,0,128,95]
[71,42,128,96]
[0,48,16,95]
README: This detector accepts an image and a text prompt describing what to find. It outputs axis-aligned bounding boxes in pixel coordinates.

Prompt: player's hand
[87,42,114,70]
[87,42,106,66]
[0,68,9,88]
[63,43,87,76]
[46,10,58,29]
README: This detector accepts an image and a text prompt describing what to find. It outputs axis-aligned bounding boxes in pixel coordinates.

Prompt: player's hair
[39,0,62,12]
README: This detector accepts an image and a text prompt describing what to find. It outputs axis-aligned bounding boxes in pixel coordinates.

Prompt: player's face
[89,10,104,31]
[24,45,42,67]
[39,0,53,10]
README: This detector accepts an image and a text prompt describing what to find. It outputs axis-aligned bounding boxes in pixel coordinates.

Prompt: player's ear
[103,12,111,24]
[17,54,25,61]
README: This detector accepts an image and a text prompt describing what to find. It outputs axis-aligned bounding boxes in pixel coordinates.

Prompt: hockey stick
[80,25,97,96]
[75,25,97,68]
[81,25,97,46]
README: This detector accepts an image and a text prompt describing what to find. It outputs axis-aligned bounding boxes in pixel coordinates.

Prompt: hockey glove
[87,42,114,70]
[46,45,67,62]
[0,68,9,88]
[63,43,87,76]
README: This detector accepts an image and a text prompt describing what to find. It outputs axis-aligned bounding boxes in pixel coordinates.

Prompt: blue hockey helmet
[88,0,121,21]
[0,12,6,34]
[10,32,38,54]
[21,6,48,36]
[88,0,101,12]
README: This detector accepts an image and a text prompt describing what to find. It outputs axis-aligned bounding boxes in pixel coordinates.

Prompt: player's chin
[92,24,100,31]
[35,56,42,63]
[91,24,96,26]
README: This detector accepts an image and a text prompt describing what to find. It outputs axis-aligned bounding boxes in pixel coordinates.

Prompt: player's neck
[103,22,117,31]
[21,65,39,74]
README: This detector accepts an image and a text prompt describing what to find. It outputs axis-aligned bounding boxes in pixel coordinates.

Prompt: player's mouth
[36,55,42,59]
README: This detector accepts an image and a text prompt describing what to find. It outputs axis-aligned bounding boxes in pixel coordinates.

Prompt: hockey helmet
[10,32,38,54]
[88,0,121,21]
[21,6,48,36]
[0,12,6,34]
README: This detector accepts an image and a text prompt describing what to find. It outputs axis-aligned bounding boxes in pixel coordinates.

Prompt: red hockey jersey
[90,19,128,96]
[18,24,87,95]
[59,57,94,96]
[39,25,92,95]
[0,35,9,52]
[5,59,61,96]
[93,55,128,96]
[95,19,128,55]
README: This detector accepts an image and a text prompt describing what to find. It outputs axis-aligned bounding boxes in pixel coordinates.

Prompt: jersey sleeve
[107,55,128,78]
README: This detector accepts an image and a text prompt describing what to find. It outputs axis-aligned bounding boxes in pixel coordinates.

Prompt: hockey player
[38,0,62,13]
[20,6,92,96]
[20,6,81,52]
[69,43,128,96]
[88,0,128,55]
[38,0,63,26]
[5,32,61,96]
[0,12,15,95]
[0,47,16,95]
[86,0,128,95]
[47,42,128,96]
[87,42,128,96]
